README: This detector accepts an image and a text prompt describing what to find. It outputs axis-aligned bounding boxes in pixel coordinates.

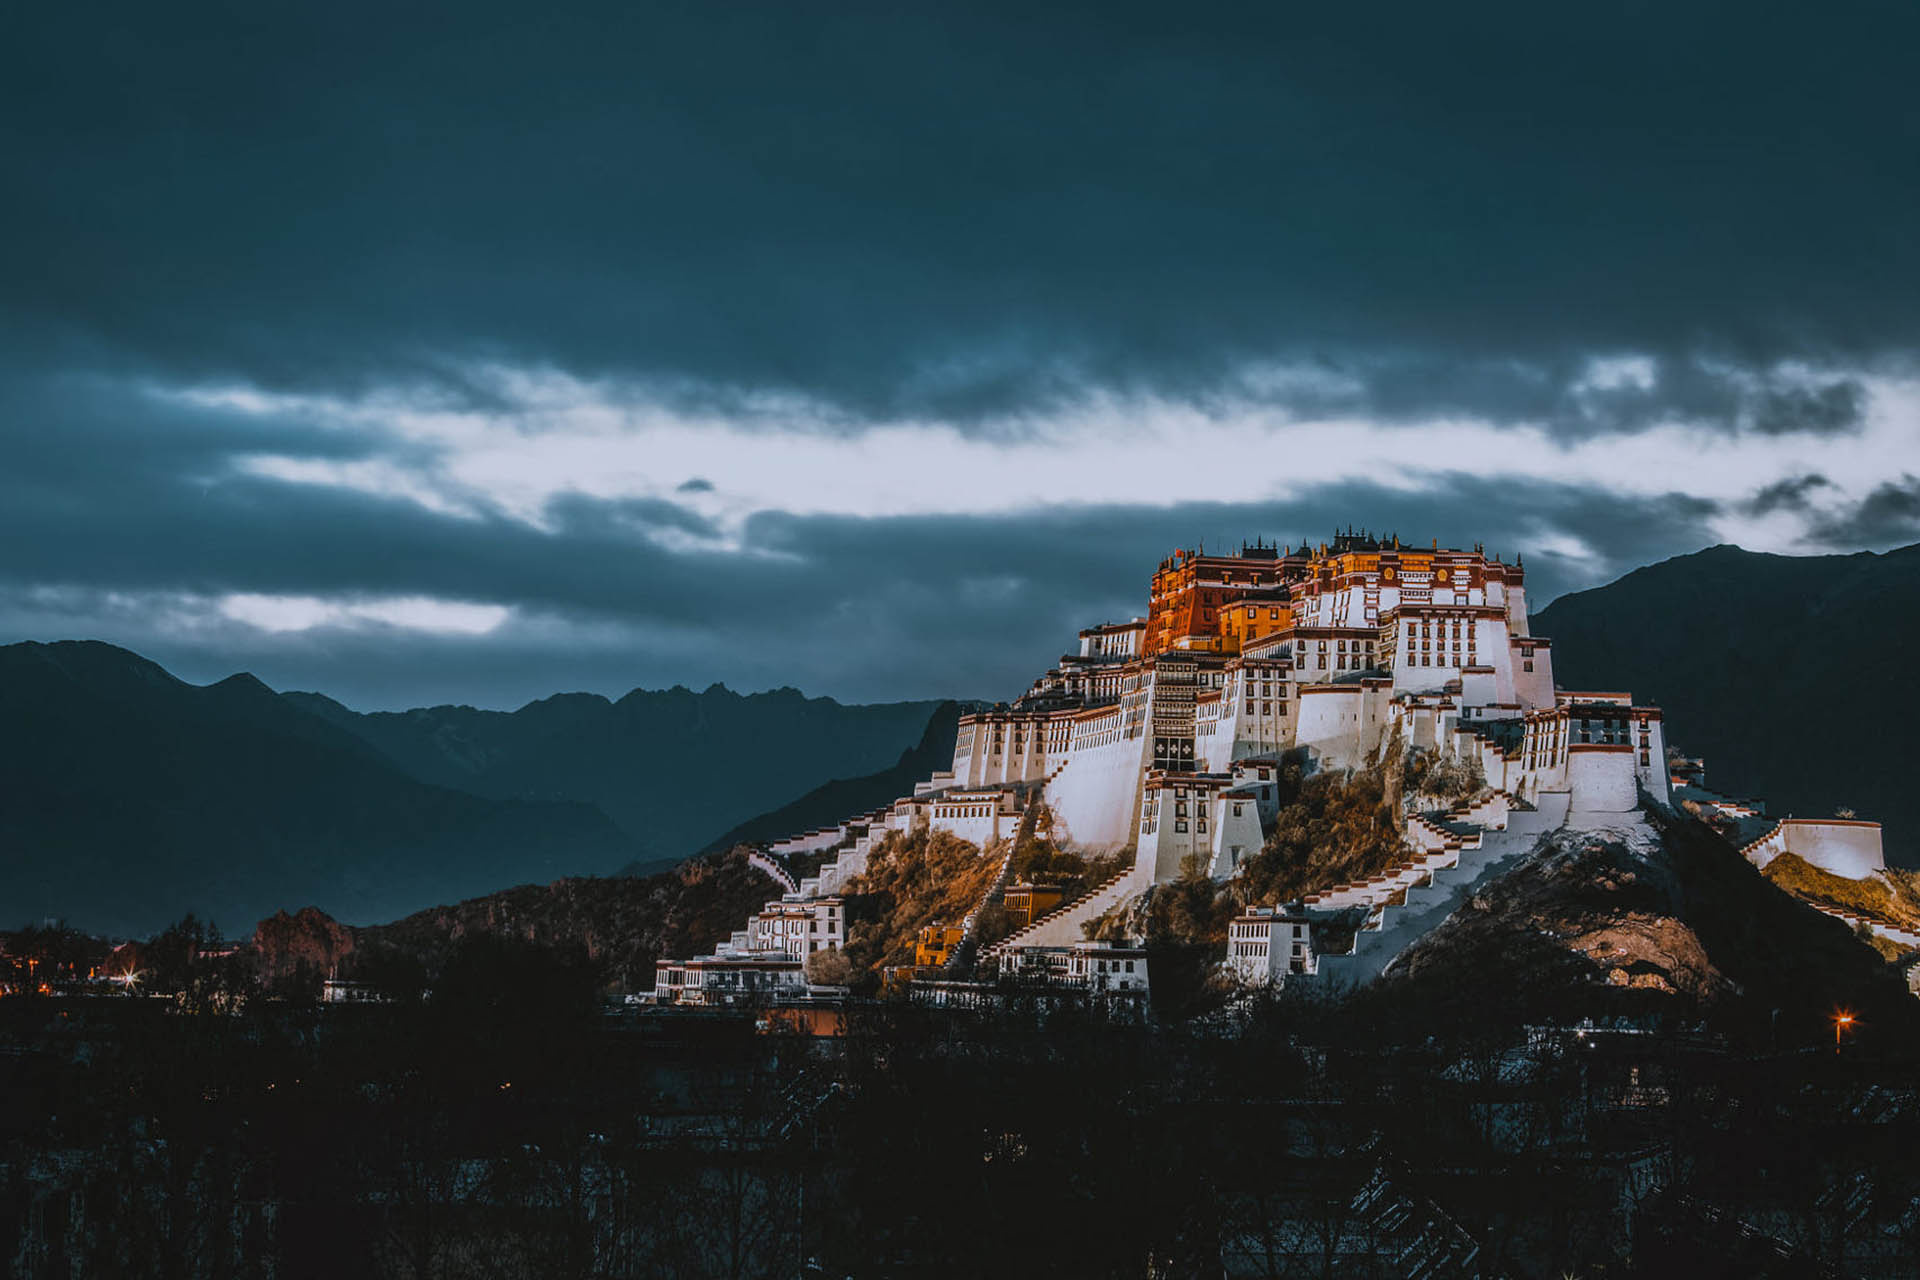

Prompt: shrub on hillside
[841,824,1003,980]
[1238,764,1409,906]
[1401,749,1484,810]
[1764,853,1920,936]
[805,946,853,985]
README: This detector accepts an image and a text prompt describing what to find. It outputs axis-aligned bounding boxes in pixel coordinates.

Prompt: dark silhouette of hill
[1382,811,1920,1045]
[0,641,642,937]
[688,700,967,858]
[1535,542,1920,863]
[283,683,945,859]
[361,847,784,990]
[244,846,789,995]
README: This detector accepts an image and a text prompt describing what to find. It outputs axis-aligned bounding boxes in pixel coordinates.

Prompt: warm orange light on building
[1003,882,1067,929]
[1215,594,1293,654]
[914,925,966,968]
[1145,544,1295,655]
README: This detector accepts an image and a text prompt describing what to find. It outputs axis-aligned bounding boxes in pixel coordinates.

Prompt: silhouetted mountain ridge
[281,682,943,857]
[3,642,951,937]
[1,641,639,937]
[688,700,970,858]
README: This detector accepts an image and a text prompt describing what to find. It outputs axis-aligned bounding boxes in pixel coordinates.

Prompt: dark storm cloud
[3,1,1915,426]
[1744,473,1833,516]
[1750,381,1866,437]
[1808,476,1920,549]
[0,370,1725,704]
[1,2,1907,707]
[1259,356,1869,439]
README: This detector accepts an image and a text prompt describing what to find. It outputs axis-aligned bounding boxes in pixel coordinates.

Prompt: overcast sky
[4,2,1917,709]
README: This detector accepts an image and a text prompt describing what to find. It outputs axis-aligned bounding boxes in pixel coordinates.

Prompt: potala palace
[653,532,1891,1007]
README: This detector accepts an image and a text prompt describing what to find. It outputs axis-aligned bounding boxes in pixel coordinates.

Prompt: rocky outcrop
[252,907,356,989]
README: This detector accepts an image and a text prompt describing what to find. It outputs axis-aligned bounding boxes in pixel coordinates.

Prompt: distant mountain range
[687,701,969,858]
[0,641,954,936]
[1535,542,1920,864]
[282,682,946,862]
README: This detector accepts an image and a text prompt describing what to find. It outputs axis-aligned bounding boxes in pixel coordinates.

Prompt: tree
[804,946,852,986]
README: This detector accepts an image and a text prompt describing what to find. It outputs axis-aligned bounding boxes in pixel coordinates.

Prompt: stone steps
[983,868,1144,959]
[1312,791,1571,985]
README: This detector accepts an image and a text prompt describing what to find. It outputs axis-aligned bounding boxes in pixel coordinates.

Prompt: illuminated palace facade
[654,530,1892,1002]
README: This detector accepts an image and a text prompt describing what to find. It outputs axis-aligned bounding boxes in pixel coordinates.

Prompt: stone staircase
[942,835,1024,976]
[1799,899,1920,950]
[981,866,1146,964]
[746,850,799,895]
[1310,790,1572,986]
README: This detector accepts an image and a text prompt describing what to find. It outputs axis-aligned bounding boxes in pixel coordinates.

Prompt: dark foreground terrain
[6,952,1920,1279]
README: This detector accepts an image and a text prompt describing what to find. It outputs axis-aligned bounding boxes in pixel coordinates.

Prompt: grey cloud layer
[4,1,1916,425]
[3,2,1913,707]
[0,371,1740,706]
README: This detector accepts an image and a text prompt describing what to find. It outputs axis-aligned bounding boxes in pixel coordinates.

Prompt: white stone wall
[1138,780,1215,881]
[1746,818,1886,880]
[1043,727,1150,851]
[1218,666,1292,764]
[1210,791,1265,877]
[1505,583,1529,633]
[1511,637,1554,709]
[1566,744,1638,812]
[1294,684,1390,771]
[1632,713,1669,805]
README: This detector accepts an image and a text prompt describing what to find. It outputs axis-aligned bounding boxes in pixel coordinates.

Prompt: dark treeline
[6,938,1920,1279]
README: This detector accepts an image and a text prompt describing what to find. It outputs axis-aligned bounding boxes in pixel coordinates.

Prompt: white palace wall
[1744,818,1886,880]
[1565,744,1638,813]
[1294,684,1391,772]
[1044,730,1151,851]
[1511,638,1554,709]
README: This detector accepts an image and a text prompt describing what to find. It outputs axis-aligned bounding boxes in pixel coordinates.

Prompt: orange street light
[1835,1012,1856,1054]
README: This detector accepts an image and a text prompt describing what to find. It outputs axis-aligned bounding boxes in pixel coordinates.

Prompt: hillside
[1535,542,1920,863]
[247,847,788,993]
[284,683,945,858]
[0,641,641,937]
[1382,811,1920,1040]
